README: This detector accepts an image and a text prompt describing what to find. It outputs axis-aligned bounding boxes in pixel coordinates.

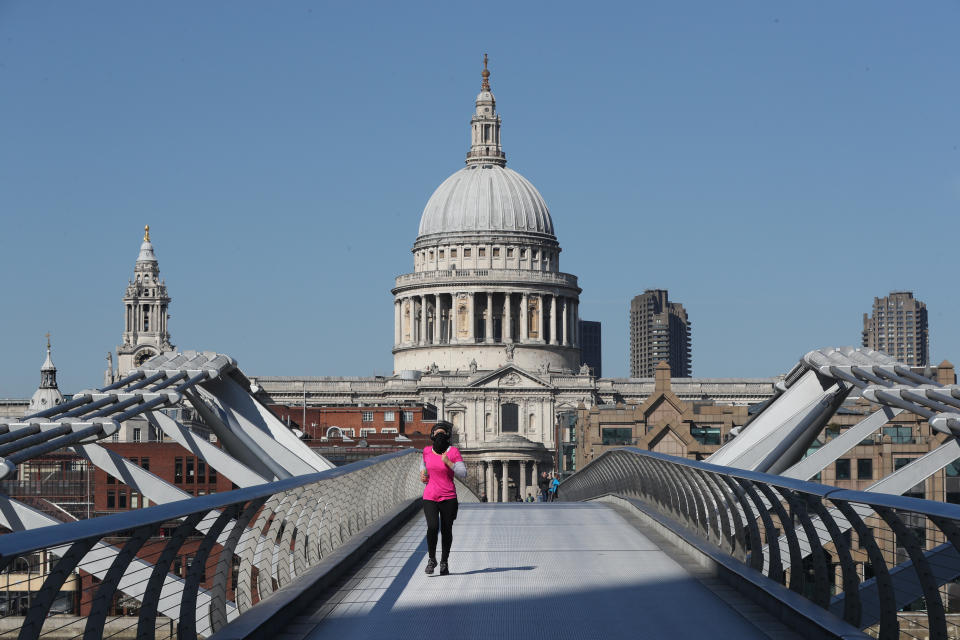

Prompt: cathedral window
[439,250,444,259]
[493,248,500,258]
[464,248,471,258]
[450,249,457,258]
[532,250,538,259]
[520,249,526,258]
[501,403,518,432]
[478,248,485,257]
[506,248,513,258]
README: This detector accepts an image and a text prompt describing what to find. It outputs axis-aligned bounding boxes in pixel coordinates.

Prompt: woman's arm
[442,450,468,478]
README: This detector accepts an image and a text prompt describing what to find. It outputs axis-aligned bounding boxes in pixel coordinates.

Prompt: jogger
[421,423,467,575]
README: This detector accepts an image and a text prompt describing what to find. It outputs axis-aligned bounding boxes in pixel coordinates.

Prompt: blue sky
[1,1,958,396]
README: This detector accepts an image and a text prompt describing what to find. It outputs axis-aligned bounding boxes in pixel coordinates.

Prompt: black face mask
[431,431,450,454]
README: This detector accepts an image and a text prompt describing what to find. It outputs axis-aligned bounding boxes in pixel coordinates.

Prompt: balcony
[394,269,579,290]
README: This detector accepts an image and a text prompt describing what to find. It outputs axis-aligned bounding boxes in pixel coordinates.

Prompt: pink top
[422,445,463,501]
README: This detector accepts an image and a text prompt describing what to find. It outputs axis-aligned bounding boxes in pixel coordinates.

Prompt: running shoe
[425,558,437,574]
[438,561,449,575]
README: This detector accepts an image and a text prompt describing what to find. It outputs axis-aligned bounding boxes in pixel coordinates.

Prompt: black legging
[423,498,458,562]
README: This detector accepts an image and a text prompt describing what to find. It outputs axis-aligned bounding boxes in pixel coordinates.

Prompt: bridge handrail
[0,449,429,640]
[565,447,958,514]
[562,447,960,640]
[0,449,412,558]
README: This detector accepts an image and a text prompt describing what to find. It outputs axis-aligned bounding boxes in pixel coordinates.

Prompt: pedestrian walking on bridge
[420,423,467,575]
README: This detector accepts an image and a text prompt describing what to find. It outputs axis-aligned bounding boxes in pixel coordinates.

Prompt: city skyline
[2,2,958,396]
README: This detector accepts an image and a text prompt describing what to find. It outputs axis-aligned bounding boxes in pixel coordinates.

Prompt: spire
[39,334,57,387]
[42,332,55,372]
[28,333,64,412]
[466,54,506,167]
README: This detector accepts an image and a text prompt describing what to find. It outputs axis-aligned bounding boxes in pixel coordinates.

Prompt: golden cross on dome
[45,332,50,349]
[481,53,490,91]
[144,224,151,242]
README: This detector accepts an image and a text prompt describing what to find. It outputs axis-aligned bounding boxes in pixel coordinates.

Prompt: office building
[629,289,691,378]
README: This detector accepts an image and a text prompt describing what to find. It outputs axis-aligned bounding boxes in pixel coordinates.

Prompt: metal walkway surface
[278,503,797,640]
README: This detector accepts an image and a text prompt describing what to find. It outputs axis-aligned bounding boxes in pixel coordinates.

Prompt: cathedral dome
[417,165,554,238]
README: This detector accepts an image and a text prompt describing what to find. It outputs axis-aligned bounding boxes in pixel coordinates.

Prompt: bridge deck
[282,503,796,640]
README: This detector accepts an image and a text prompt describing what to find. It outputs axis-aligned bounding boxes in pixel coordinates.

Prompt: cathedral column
[549,295,558,345]
[536,295,544,343]
[451,294,459,344]
[501,460,510,502]
[433,294,442,345]
[519,460,528,500]
[486,461,494,502]
[562,297,569,346]
[394,299,401,347]
[520,293,529,342]
[532,460,539,497]
[504,293,513,342]
[485,292,494,343]
[420,295,428,346]
[468,292,476,342]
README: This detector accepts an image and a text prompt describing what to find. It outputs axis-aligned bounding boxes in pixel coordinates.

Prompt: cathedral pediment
[466,365,552,390]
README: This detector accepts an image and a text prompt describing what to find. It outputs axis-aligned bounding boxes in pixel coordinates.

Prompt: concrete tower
[629,290,691,378]
[862,291,929,366]
[116,225,173,376]
[392,56,582,373]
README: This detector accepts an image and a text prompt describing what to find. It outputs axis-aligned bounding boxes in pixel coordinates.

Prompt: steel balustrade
[0,449,428,640]
[561,447,960,640]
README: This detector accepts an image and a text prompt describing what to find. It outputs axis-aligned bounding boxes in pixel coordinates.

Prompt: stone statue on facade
[104,352,114,386]
[469,358,478,374]
[505,342,515,361]
[579,362,590,375]
[429,362,439,374]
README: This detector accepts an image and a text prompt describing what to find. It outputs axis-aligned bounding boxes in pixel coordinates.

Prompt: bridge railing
[0,449,424,640]
[561,447,960,640]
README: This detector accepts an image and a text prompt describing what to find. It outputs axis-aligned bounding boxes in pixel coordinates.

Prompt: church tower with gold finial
[115,225,173,377]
